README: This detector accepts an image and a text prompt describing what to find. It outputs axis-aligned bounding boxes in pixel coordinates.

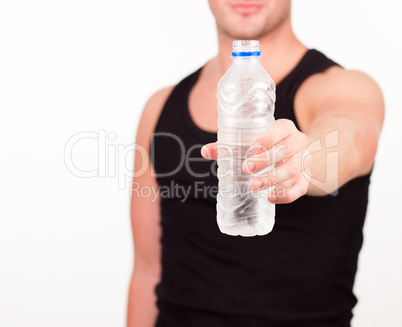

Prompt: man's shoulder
[143,86,175,117]
[135,86,175,149]
[140,66,205,125]
[305,65,378,88]
[298,66,382,107]
[141,86,175,125]
[294,66,384,129]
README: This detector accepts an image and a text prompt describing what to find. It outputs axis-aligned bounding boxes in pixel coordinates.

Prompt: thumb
[201,142,218,160]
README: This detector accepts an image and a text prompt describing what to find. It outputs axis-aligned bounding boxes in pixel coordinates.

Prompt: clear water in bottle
[216,40,276,237]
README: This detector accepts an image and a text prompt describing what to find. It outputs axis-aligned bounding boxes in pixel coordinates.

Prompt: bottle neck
[231,40,261,65]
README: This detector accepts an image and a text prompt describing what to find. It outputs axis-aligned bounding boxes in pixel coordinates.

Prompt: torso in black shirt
[151,49,370,327]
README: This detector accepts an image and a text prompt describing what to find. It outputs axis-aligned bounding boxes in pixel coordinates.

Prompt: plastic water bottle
[216,40,276,237]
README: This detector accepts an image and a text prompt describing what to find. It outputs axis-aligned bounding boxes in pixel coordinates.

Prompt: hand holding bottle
[201,118,311,204]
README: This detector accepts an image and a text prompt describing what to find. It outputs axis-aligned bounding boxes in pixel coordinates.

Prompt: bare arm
[295,67,384,196]
[201,67,384,202]
[127,86,173,327]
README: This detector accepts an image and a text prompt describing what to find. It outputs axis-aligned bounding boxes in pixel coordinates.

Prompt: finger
[249,153,303,189]
[268,175,308,204]
[242,150,272,174]
[251,119,296,154]
[248,175,293,193]
[201,142,218,160]
[242,132,306,174]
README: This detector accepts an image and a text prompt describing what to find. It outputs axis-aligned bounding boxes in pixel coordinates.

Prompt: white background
[0,1,401,326]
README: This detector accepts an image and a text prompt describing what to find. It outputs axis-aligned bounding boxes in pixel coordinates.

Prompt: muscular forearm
[305,116,369,196]
[127,269,159,327]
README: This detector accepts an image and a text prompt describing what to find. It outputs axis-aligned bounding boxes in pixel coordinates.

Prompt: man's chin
[222,26,266,40]
[218,16,268,39]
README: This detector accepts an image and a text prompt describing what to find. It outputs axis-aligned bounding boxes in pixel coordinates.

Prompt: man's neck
[210,17,307,85]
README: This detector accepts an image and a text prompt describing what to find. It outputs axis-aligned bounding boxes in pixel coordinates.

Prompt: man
[127,1,384,326]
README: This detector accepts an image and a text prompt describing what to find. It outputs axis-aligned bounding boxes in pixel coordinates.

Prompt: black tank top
[152,49,370,327]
